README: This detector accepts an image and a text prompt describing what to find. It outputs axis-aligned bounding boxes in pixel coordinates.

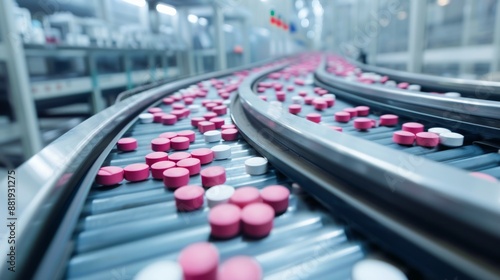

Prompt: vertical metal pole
[460,0,474,76]
[148,54,156,82]
[407,0,426,73]
[367,0,379,65]
[178,8,195,75]
[214,5,227,70]
[123,54,133,89]
[491,1,500,72]
[162,52,168,79]
[0,0,42,158]
[242,18,251,64]
[88,52,105,114]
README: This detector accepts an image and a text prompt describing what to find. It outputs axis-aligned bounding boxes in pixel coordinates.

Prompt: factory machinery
[1,53,500,280]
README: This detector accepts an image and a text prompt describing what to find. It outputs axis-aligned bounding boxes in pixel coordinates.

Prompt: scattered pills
[124,163,150,182]
[209,204,241,239]
[439,132,464,147]
[352,259,407,280]
[178,242,219,280]
[211,145,232,160]
[204,130,222,143]
[206,185,235,208]
[138,113,154,124]
[241,203,274,238]
[402,122,424,134]
[218,256,262,280]
[245,157,268,175]
[163,167,190,189]
[134,261,183,280]
[201,166,226,187]
[393,131,415,145]
[95,166,124,186]
[261,185,290,214]
[174,185,205,211]
[117,137,137,152]
[151,161,176,179]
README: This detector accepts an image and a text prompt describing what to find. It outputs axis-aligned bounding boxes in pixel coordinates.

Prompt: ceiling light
[188,14,198,23]
[122,0,146,7]
[199,17,208,26]
[156,4,177,16]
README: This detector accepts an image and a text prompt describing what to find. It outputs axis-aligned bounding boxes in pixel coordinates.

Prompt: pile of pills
[393,122,464,148]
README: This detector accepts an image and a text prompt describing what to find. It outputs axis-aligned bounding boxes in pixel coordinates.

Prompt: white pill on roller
[134,260,183,280]
[206,184,235,208]
[439,132,464,147]
[223,99,231,105]
[292,96,304,104]
[211,144,232,160]
[245,157,268,175]
[444,92,461,97]
[428,127,451,135]
[352,259,407,280]
[407,84,421,91]
[138,113,154,123]
[188,104,200,113]
[384,80,397,87]
[322,93,336,100]
[204,130,222,143]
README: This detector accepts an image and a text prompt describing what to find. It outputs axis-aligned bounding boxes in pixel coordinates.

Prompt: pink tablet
[145,152,169,166]
[289,104,301,114]
[178,242,219,280]
[393,131,415,145]
[163,167,190,189]
[191,148,214,164]
[177,130,196,143]
[191,117,206,127]
[95,166,124,186]
[161,114,177,125]
[117,138,137,152]
[229,187,262,208]
[209,118,225,129]
[162,97,174,105]
[159,132,178,139]
[416,132,439,147]
[198,121,216,133]
[241,203,274,238]
[221,129,239,141]
[335,112,351,123]
[306,113,321,123]
[204,112,218,121]
[260,185,290,214]
[343,108,358,118]
[208,204,241,239]
[402,122,424,134]
[354,118,373,130]
[356,106,370,116]
[153,112,166,123]
[174,185,205,211]
[221,124,236,130]
[124,163,150,182]
[177,158,201,176]
[171,136,190,150]
[218,256,262,280]
[151,138,170,152]
[168,152,191,163]
[150,161,176,179]
[213,105,227,116]
[379,114,399,126]
[201,166,226,187]
[313,99,327,111]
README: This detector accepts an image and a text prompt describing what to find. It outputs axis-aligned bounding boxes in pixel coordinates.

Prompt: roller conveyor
[1,53,500,280]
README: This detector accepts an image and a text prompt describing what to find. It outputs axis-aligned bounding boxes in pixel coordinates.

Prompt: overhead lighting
[188,14,198,23]
[298,8,308,19]
[156,4,177,16]
[301,18,309,28]
[199,17,208,26]
[122,0,146,7]
[437,0,450,6]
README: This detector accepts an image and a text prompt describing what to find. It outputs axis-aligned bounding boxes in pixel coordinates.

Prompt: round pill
[323,96,335,107]
[161,114,177,125]
[428,127,451,135]
[191,148,214,164]
[162,97,174,105]
[343,108,358,118]
[124,163,149,182]
[444,92,461,97]
[204,131,222,143]
[393,131,415,145]
[177,130,196,143]
[222,129,239,141]
[209,117,225,129]
[287,85,294,91]
[304,96,314,105]
[168,152,191,163]
[274,83,283,91]
[313,98,327,111]
[356,106,370,116]
[159,132,178,139]
[439,132,464,147]
[241,203,274,238]
[298,90,307,97]
[208,204,241,239]
[153,112,166,123]
[191,117,206,127]
[151,161,176,179]
[95,166,124,186]
[218,256,262,280]
[402,122,424,134]
[291,96,303,104]
[174,185,205,211]
[470,172,498,182]
[177,158,201,175]
[306,113,321,123]
[206,185,235,208]
[335,111,351,123]
[408,84,421,91]
[145,152,169,166]
[245,157,268,175]
[211,145,232,160]
[230,186,262,208]
[198,121,216,133]
[184,98,194,105]
[188,104,200,113]
[213,105,228,116]
[354,118,373,130]
[151,138,170,152]
[289,104,302,114]
[221,124,236,130]
[178,242,219,280]
[172,103,185,110]
[148,107,163,114]
[205,103,217,111]
[170,110,185,120]
[163,167,190,189]
[171,136,190,150]
[259,95,267,101]
[331,126,343,132]
[416,132,439,147]
[276,91,286,102]
[201,166,226,187]
[117,138,137,152]
[138,113,154,124]
[261,185,290,214]
[352,259,407,280]
[134,260,183,280]
[204,112,218,120]
[397,82,409,89]
[379,114,399,126]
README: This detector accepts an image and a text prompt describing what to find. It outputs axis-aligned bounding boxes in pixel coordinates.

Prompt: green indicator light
[270,10,275,16]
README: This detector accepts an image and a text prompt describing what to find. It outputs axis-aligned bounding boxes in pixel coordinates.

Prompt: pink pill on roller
[201,166,226,187]
[151,138,170,152]
[354,118,373,130]
[294,79,305,86]
[171,136,190,150]
[159,132,178,139]
[335,111,351,123]
[298,91,308,97]
[208,204,242,239]
[163,167,190,189]
[206,103,217,111]
[356,106,370,116]
[331,126,343,132]
[151,161,176,179]
[117,138,137,152]
[273,83,283,91]
[191,117,206,127]
[287,85,294,91]
[177,158,201,175]
[172,103,185,110]
[259,95,267,101]
[218,256,262,280]
[306,113,321,123]
[260,185,290,214]
[170,110,185,120]
[177,130,196,143]
[184,97,194,105]
[313,99,327,111]
[397,82,409,89]
[162,97,174,105]
[221,129,239,141]
[402,122,424,134]
[124,163,150,182]
[289,104,301,114]
[379,114,399,126]
[178,242,219,280]
[153,112,166,123]
[470,172,498,182]
[148,107,162,114]
[168,152,192,163]
[393,131,415,145]
[317,89,328,96]
[191,148,214,164]
[241,203,274,238]
[204,112,218,121]
[323,97,335,107]
[162,114,177,125]
[276,91,286,102]
[257,87,266,93]
[416,132,439,147]
[209,117,225,129]
[343,108,358,118]
[213,105,227,116]
[221,124,236,130]
[304,96,314,105]
[174,185,205,211]
[145,152,169,166]
[95,166,124,186]
[229,187,262,208]
[198,121,216,133]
